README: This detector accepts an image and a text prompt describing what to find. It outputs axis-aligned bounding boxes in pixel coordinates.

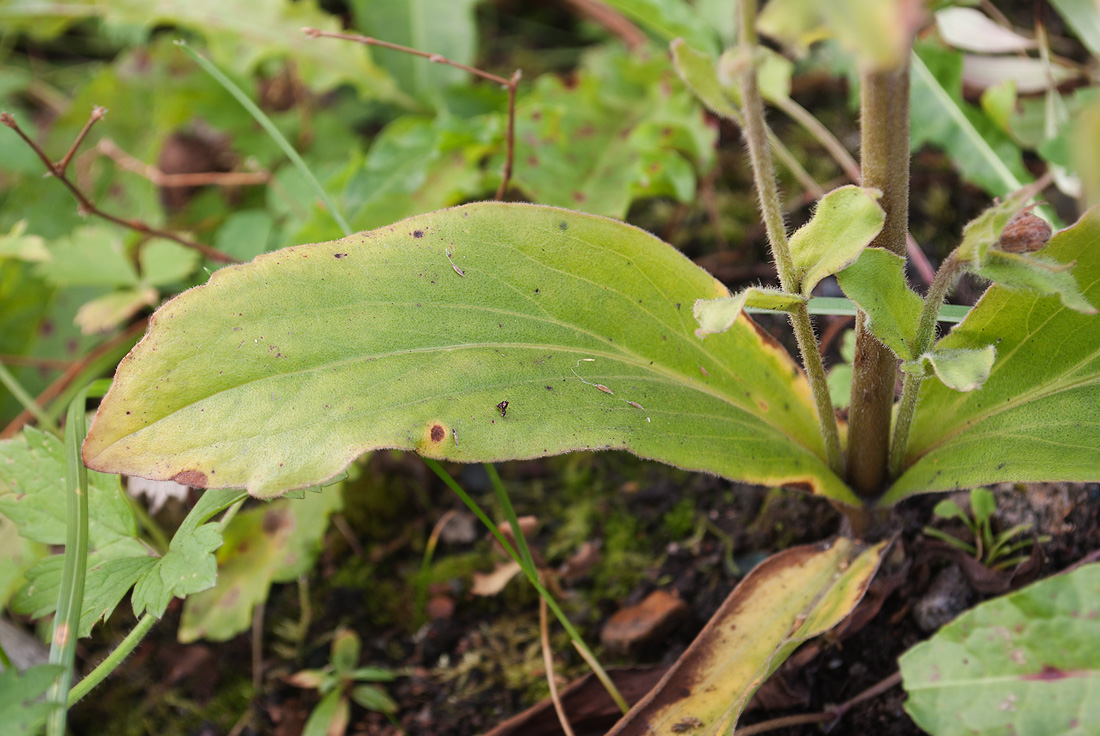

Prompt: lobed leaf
[607,538,886,735]
[0,664,64,736]
[886,205,1100,502]
[179,487,343,642]
[900,563,1100,736]
[83,203,857,504]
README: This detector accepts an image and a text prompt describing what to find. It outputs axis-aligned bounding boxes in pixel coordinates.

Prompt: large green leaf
[84,203,856,504]
[608,538,886,735]
[885,205,1100,503]
[900,563,1100,736]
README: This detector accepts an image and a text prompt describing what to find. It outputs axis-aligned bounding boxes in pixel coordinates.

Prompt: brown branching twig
[96,138,271,188]
[0,355,75,371]
[735,670,903,735]
[0,109,239,264]
[0,318,148,440]
[301,27,522,200]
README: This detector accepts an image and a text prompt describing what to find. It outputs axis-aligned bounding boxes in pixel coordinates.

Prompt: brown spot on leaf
[430,424,446,442]
[1022,665,1074,681]
[413,230,424,238]
[174,470,208,488]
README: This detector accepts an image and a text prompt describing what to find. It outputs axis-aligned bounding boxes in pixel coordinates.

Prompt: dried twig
[96,138,271,188]
[0,318,148,440]
[539,574,576,736]
[301,27,522,200]
[0,109,238,264]
[0,355,75,371]
[734,670,902,735]
[560,0,647,49]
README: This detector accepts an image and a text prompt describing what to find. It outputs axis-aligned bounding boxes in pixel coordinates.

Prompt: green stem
[845,61,912,501]
[737,0,842,476]
[46,379,110,736]
[0,361,61,435]
[422,458,629,714]
[888,252,963,478]
[67,614,157,706]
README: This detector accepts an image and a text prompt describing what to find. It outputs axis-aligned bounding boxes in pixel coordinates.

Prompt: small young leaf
[969,487,997,527]
[714,46,794,105]
[836,248,922,360]
[693,288,805,338]
[902,346,997,392]
[973,250,1097,314]
[350,667,396,682]
[302,690,349,736]
[931,499,967,523]
[900,563,1100,736]
[0,663,64,736]
[350,684,398,714]
[596,0,720,54]
[331,628,361,674]
[788,186,885,298]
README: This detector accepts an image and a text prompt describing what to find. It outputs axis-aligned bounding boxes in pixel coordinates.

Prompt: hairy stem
[845,63,911,500]
[737,0,843,476]
[889,251,963,478]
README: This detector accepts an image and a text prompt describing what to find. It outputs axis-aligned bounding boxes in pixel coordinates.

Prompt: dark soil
[66,445,1100,736]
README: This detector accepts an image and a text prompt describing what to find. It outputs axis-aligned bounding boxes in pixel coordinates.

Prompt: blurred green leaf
[36,227,138,288]
[510,46,714,218]
[213,210,275,263]
[596,0,719,54]
[351,0,481,106]
[0,663,64,736]
[178,487,343,642]
[302,689,349,736]
[74,286,158,335]
[900,563,1100,736]
[0,222,50,262]
[140,241,200,286]
[1050,0,1100,56]
[350,684,397,713]
[911,42,1033,199]
[758,0,913,70]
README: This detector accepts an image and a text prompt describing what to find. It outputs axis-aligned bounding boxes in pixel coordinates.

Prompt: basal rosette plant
[4,1,1100,735]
